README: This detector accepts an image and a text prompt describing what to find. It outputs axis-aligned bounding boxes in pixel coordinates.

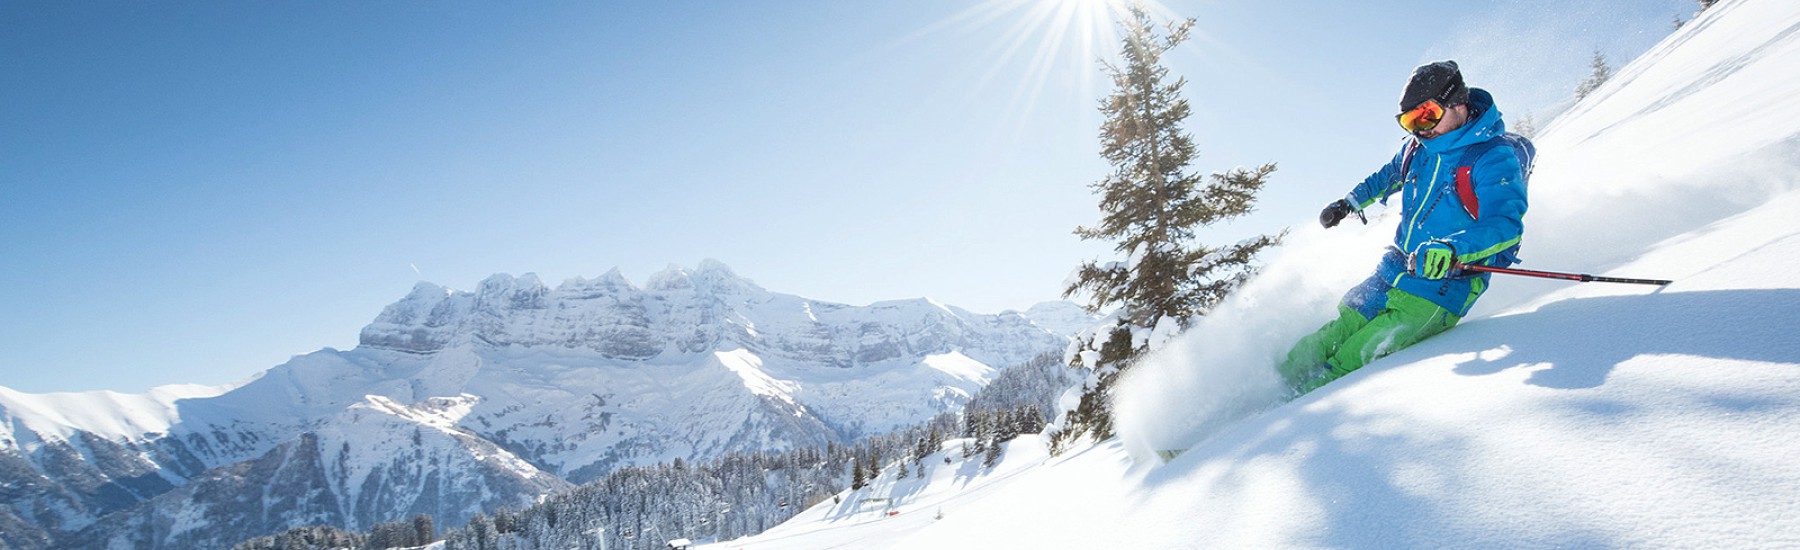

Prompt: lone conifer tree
[1051,4,1278,451]
[1576,50,1613,101]
[1514,114,1538,139]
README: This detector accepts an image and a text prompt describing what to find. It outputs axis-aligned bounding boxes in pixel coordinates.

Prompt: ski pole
[1460,264,1671,286]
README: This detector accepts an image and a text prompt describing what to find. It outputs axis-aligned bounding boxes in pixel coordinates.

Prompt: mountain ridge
[0,260,1094,550]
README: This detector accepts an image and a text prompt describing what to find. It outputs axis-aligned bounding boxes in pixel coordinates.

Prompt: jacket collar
[1417,87,1503,155]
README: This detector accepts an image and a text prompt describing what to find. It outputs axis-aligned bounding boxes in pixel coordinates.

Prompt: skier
[1280,60,1533,394]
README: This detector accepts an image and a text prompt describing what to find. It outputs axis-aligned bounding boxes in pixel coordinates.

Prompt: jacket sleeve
[1440,146,1528,264]
[1347,147,1408,210]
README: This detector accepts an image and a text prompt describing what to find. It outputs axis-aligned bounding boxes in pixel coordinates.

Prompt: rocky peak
[357,261,1072,369]
[475,273,549,312]
[645,264,693,291]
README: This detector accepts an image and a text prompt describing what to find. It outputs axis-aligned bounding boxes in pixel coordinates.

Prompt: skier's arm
[1346,148,1409,210]
[1439,148,1528,265]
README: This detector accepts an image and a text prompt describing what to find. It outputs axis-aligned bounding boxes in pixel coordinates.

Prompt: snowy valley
[0,262,1089,549]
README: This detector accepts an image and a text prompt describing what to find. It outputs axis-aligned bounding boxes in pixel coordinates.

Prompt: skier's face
[1414,104,1469,139]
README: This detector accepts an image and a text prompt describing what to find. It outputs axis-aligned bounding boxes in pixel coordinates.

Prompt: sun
[891,0,1181,124]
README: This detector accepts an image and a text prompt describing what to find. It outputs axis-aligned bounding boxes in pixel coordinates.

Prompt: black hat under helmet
[1400,60,1468,112]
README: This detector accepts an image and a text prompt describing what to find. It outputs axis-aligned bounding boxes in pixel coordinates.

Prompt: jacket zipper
[1402,155,1444,250]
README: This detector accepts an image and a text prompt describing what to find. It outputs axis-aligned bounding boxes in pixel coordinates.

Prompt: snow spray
[1112,214,1395,463]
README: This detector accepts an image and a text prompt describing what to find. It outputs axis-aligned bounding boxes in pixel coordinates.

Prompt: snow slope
[701,437,1055,550]
[713,0,1800,547]
[0,383,228,445]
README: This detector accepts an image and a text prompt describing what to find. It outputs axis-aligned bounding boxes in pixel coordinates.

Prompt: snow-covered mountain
[701,1,1800,547]
[66,395,570,550]
[0,261,1090,550]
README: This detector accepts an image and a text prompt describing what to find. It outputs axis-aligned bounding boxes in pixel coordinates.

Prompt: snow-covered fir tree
[366,515,436,549]
[1576,50,1614,100]
[1054,4,1278,454]
[965,352,1074,418]
[229,525,364,550]
[983,433,1005,467]
[1514,114,1539,138]
[963,407,990,456]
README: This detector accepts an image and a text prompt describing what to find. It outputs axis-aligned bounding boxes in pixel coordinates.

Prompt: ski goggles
[1396,100,1447,134]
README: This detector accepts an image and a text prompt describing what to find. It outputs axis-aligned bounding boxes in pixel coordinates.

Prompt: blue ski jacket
[1343,88,1531,317]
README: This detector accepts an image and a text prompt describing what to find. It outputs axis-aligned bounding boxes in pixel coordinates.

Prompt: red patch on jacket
[1455,166,1479,218]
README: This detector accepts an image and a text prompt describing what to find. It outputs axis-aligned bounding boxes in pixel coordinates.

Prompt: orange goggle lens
[1397,100,1446,134]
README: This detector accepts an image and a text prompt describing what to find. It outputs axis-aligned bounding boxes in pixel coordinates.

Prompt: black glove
[1319,199,1356,229]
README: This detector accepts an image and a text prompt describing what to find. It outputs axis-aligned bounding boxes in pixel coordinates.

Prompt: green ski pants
[1279,289,1460,394]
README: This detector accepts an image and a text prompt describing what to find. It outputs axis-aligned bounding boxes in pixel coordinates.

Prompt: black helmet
[1400,60,1468,112]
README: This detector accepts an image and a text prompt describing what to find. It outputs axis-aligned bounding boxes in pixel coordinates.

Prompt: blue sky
[1,0,1693,393]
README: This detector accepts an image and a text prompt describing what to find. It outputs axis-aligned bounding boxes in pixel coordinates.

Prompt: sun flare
[893,0,1182,128]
